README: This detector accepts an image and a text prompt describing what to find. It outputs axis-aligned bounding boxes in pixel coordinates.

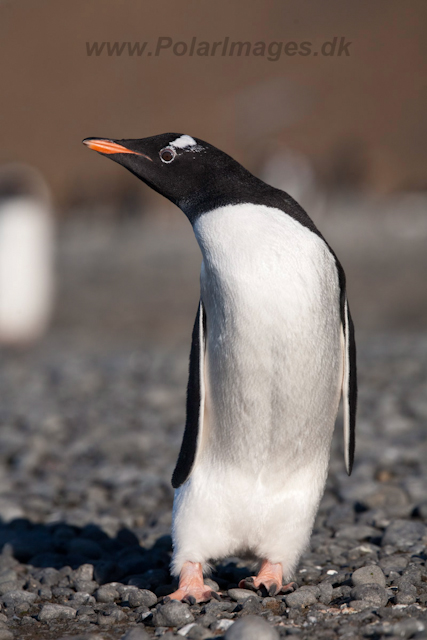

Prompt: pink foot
[239,559,297,597]
[165,562,220,604]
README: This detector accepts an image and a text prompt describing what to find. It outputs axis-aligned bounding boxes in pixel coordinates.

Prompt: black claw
[242,577,257,592]
[268,583,278,597]
[282,582,297,595]
[211,591,221,601]
[163,596,171,603]
[184,595,196,605]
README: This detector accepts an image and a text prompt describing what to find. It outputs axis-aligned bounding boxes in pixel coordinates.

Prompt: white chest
[192,203,342,474]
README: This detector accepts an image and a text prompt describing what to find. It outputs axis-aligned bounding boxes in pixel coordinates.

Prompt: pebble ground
[0,218,426,639]
[0,333,427,640]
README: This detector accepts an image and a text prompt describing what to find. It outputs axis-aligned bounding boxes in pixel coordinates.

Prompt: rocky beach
[0,214,426,639]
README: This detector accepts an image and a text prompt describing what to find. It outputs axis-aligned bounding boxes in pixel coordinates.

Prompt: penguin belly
[172,203,343,579]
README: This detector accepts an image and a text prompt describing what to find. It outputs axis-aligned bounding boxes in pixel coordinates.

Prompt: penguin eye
[160,147,176,163]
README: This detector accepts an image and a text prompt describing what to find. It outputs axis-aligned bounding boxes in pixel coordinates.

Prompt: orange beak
[82,138,152,161]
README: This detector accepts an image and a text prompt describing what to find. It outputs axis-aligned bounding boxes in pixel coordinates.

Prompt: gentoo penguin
[0,165,54,345]
[83,133,357,603]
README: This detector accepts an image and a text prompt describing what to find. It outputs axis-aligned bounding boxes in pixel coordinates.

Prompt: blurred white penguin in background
[0,165,54,345]
[262,147,326,220]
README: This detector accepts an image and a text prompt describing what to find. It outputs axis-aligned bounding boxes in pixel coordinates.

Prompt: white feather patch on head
[169,135,197,149]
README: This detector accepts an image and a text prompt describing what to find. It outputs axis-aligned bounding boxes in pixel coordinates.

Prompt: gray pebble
[0,582,21,596]
[51,586,74,598]
[224,615,279,640]
[127,588,157,608]
[95,585,120,603]
[0,630,14,640]
[203,578,219,591]
[38,603,77,620]
[203,600,234,613]
[391,618,425,638]
[37,567,60,586]
[1,590,36,608]
[318,582,333,604]
[185,623,213,639]
[74,579,98,594]
[335,525,381,541]
[73,564,94,582]
[120,628,150,640]
[350,584,389,607]
[70,591,96,605]
[379,554,409,574]
[153,600,195,627]
[352,565,386,587]
[241,595,263,614]
[211,618,235,633]
[0,570,17,586]
[97,606,127,625]
[38,586,52,600]
[228,588,259,602]
[395,579,417,605]
[382,520,426,549]
[285,586,319,608]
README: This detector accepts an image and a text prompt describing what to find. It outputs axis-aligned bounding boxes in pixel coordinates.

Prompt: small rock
[392,618,425,637]
[153,600,195,627]
[382,520,426,549]
[395,580,417,605]
[121,628,150,640]
[183,624,213,639]
[70,591,96,605]
[212,618,234,632]
[228,588,258,602]
[38,603,77,621]
[0,570,17,585]
[350,599,376,611]
[379,555,409,575]
[318,582,333,605]
[95,585,120,603]
[97,606,127,625]
[241,595,263,614]
[350,584,389,608]
[73,564,94,582]
[36,567,60,587]
[204,578,219,591]
[285,586,319,608]
[0,630,14,640]
[352,565,386,588]
[177,622,197,636]
[224,615,279,639]
[127,588,157,608]
[1,590,36,608]
[335,525,381,541]
[38,586,52,600]
[0,582,21,596]
[74,579,98,594]
[51,586,74,599]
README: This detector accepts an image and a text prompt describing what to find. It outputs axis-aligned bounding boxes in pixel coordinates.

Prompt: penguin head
[83,133,254,220]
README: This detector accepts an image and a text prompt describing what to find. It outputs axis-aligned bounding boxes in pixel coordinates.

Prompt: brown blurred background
[1,0,426,346]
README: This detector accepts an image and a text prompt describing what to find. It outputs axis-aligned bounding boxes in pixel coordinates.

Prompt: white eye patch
[169,135,197,149]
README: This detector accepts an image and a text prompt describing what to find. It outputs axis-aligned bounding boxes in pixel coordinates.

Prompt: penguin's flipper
[172,300,206,488]
[342,296,357,475]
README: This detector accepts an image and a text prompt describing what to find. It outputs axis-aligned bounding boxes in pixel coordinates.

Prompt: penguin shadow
[0,517,174,595]
[0,519,284,599]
